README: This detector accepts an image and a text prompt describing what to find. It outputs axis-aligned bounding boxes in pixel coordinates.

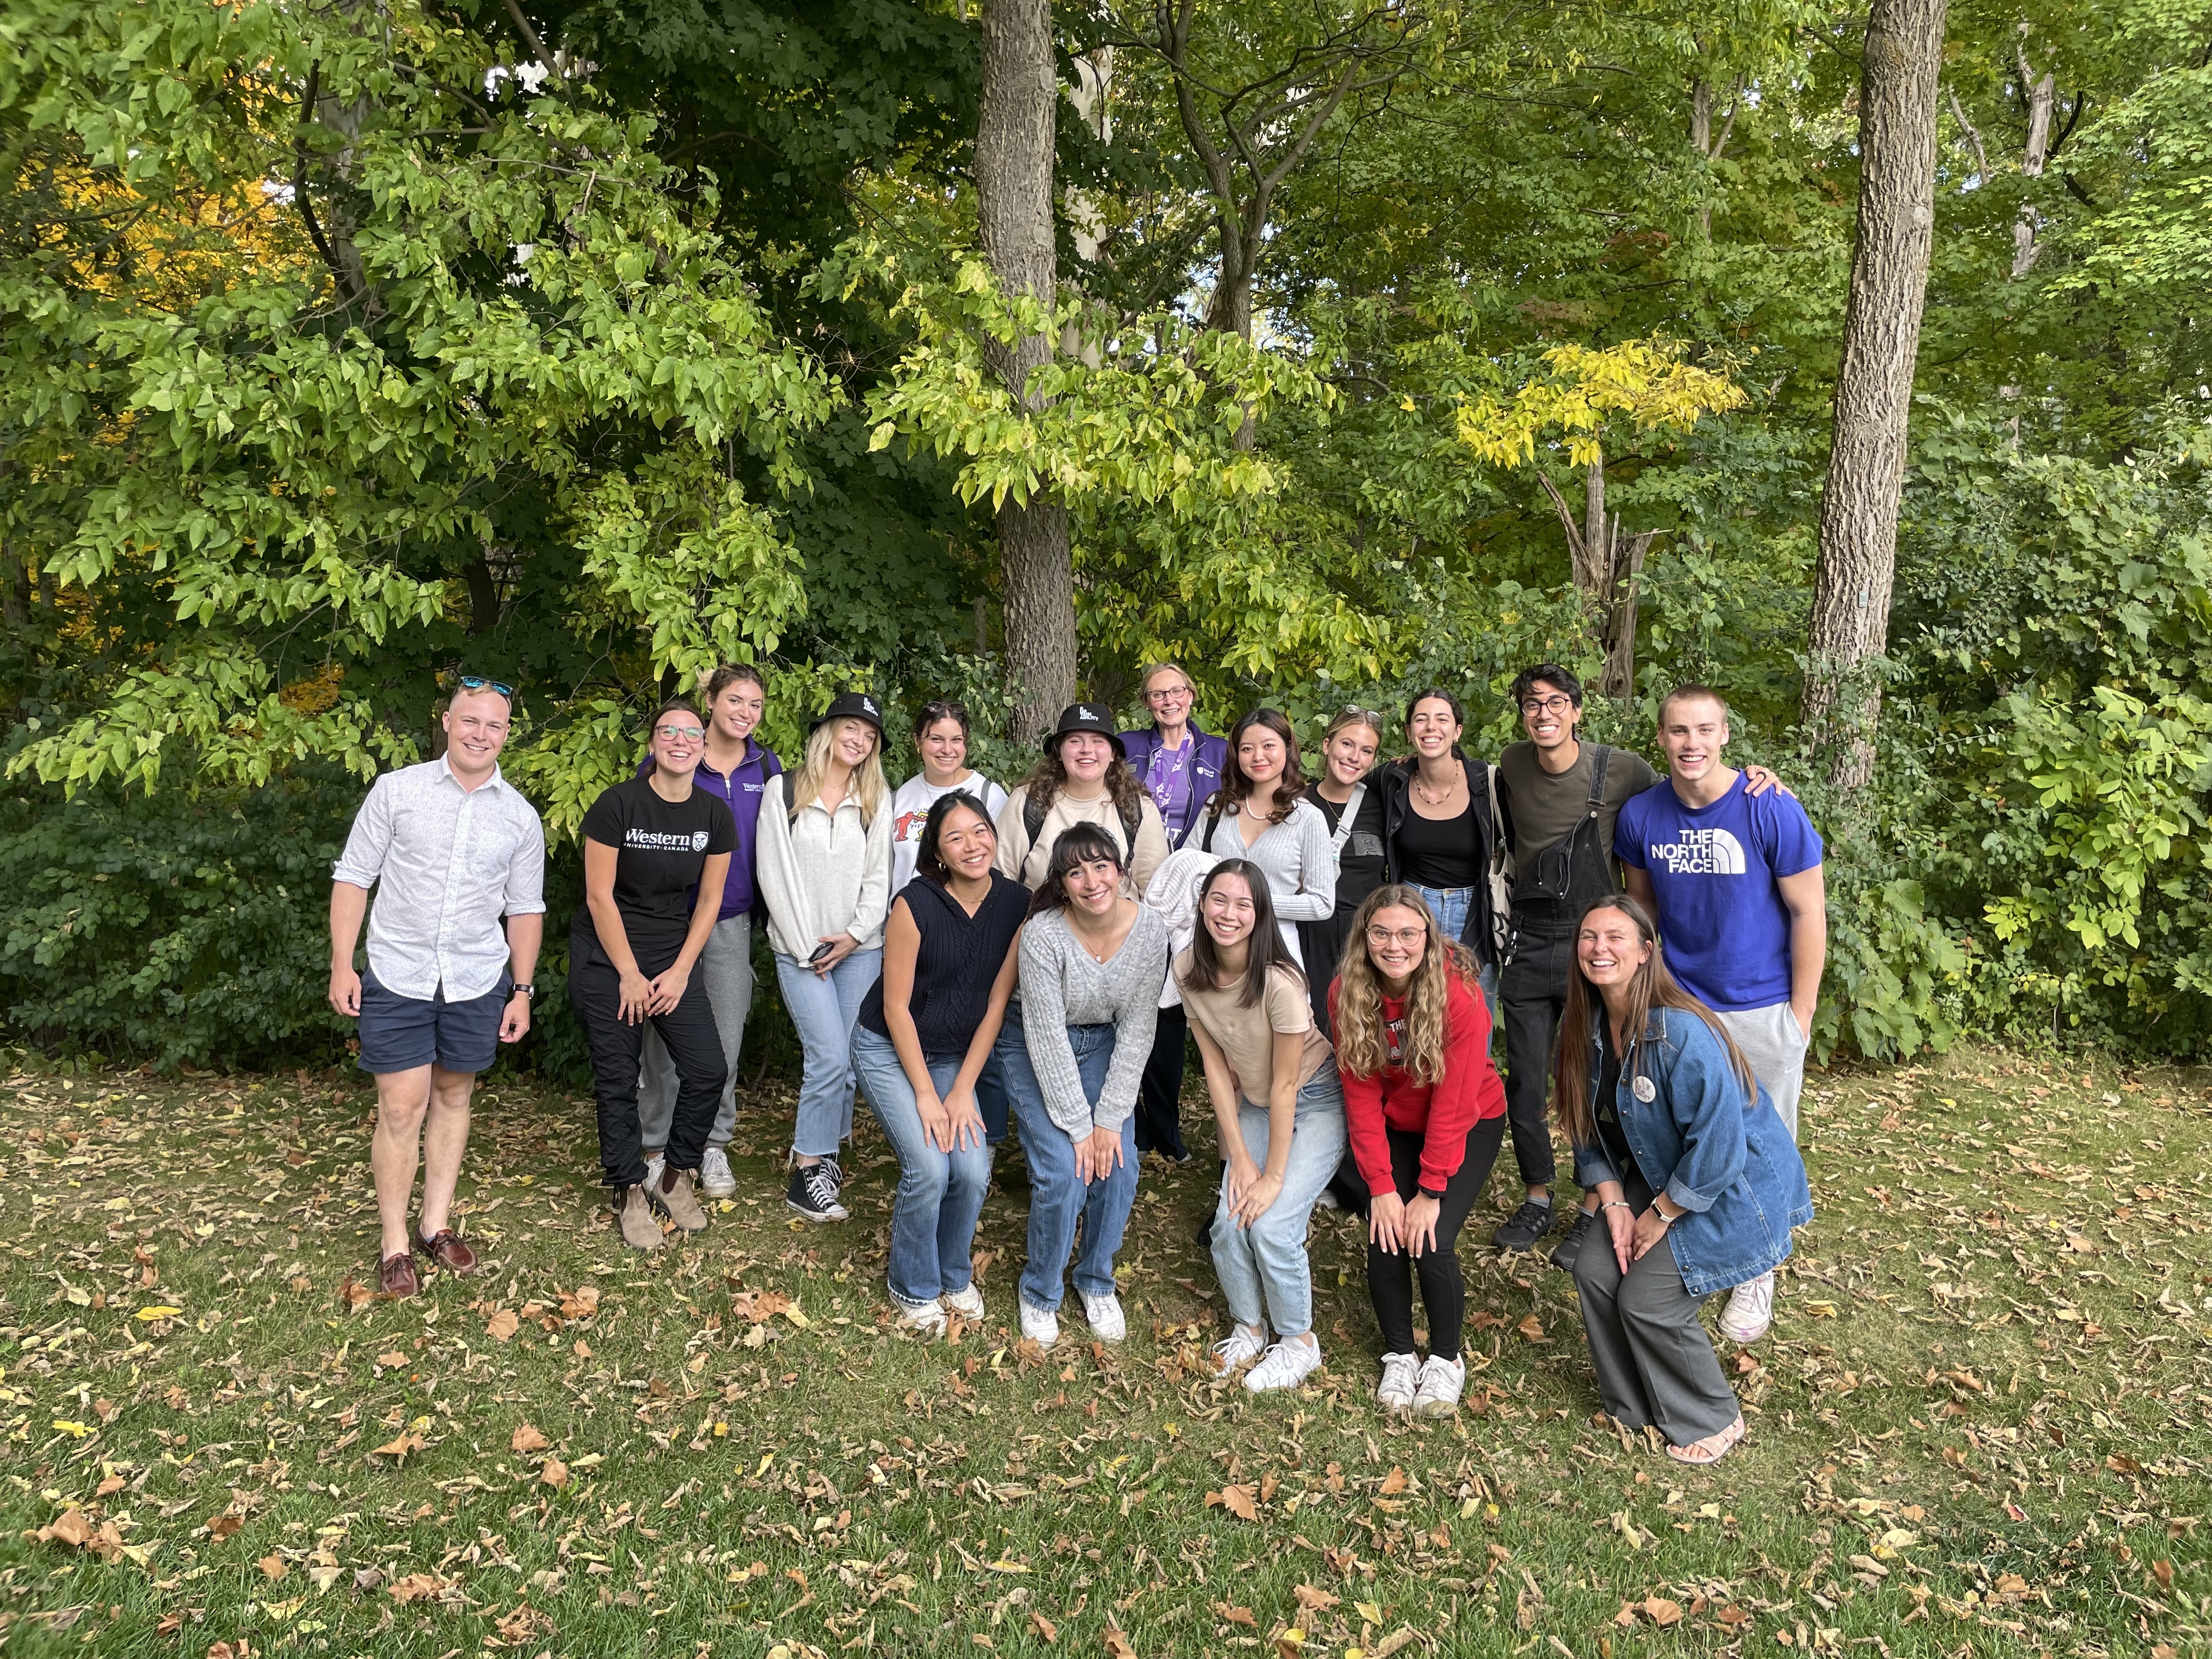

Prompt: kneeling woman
[1334,885,1508,1418]
[1556,896,1812,1465]
[1180,862,1347,1393]
[996,825,1169,1347]
[848,793,1026,1336]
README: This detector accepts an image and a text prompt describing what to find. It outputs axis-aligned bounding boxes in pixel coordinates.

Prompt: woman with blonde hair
[1554,894,1810,1465]
[1333,883,1508,1418]
[1297,706,1387,1032]
[758,692,894,1221]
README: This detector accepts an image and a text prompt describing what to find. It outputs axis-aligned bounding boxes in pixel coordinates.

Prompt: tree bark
[2011,42,2054,278]
[977,0,1075,740]
[1803,0,1949,788]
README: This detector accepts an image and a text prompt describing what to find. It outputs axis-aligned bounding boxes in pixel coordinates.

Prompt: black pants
[569,951,727,1189]
[1133,1005,1189,1159]
[1498,925,1571,1190]
[1365,1114,1508,1362]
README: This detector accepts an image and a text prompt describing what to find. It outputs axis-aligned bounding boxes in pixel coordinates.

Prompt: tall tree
[1803,0,1951,788]
[976,0,1075,738]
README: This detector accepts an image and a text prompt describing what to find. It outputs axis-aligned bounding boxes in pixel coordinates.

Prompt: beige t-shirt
[1174,952,1333,1102]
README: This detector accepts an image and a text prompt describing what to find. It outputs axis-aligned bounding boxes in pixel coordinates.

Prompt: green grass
[3,1047,2210,1658]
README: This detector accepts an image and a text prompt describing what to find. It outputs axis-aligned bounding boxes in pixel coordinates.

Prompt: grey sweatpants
[1715,1001,1807,1139]
[639,913,752,1153]
[1573,1178,1740,1448]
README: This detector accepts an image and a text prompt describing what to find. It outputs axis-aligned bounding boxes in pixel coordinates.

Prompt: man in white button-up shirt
[330,681,546,1297]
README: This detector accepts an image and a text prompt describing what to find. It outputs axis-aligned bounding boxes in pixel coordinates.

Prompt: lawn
[3,1046,2209,1658]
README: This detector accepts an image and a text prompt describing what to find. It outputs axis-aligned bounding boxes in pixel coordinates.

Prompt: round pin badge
[1632,1075,1656,1103]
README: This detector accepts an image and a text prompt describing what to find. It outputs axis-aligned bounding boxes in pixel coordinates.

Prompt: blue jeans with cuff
[775,948,883,1160]
[995,1006,1140,1313]
[849,1026,993,1306]
[1210,1070,1347,1339]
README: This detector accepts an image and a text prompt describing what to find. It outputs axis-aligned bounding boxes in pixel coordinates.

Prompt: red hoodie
[1330,969,1506,1197]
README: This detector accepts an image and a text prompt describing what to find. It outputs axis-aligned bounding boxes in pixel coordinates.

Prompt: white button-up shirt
[332,756,547,1002]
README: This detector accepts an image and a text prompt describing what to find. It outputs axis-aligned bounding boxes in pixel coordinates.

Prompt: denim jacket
[1571,1006,1813,1296]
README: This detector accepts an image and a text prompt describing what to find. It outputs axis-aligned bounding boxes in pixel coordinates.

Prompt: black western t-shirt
[573,775,738,977]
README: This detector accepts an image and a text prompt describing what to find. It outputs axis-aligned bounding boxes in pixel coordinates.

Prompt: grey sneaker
[616,1184,663,1251]
[1493,1197,1557,1251]
[652,1165,709,1233]
[1549,1208,1597,1272]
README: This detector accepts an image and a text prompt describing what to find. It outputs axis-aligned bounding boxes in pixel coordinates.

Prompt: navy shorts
[356,970,509,1075]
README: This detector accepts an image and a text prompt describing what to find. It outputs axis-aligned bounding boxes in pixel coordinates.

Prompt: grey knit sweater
[1016,905,1168,1137]
[1194,795,1336,963]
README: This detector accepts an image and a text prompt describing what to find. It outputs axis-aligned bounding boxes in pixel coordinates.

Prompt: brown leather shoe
[413,1228,478,1276]
[380,1251,421,1299]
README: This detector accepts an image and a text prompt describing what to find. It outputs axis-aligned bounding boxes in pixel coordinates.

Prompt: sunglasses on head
[456,675,516,699]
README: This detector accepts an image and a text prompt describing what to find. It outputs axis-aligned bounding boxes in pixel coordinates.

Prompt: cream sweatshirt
[755,772,894,961]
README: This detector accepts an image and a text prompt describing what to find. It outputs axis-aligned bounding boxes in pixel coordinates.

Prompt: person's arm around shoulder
[328,776,396,1017]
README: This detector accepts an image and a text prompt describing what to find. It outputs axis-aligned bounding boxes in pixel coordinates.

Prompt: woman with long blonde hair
[1552,895,1810,1466]
[757,692,894,1221]
[1333,884,1508,1419]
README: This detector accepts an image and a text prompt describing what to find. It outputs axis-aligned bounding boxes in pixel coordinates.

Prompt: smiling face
[1236,725,1287,791]
[934,803,996,883]
[1323,721,1379,789]
[442,687,512,776]
[1144,669,1194,728]
[651,708,707,777]
[832,717,878,769]
[712,678,764,744]
[1200,870,1258,951]
[1519,680,1578,752]
[1364,903,1430,988]
[1059,731,1115,786]
[919,716,969,783]
[1407,696,1462,760]
[1658,695,1729,786]
[1063,853,1124,915]
[1576,905,1653,991]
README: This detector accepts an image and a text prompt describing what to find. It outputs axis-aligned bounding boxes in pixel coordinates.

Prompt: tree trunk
[2011,44,2054,278]
[1599,532,1654,698]
[976,0,1075,740]
[1803,0,1949,788]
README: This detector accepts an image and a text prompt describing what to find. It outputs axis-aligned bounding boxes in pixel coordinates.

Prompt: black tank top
[857,873,1029,1057]
[1393,796,1482,888]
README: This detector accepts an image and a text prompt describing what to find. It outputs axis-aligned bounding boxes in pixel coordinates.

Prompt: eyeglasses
[1146,684,1193,702]
[457,676,516,699]
[655,724,706,742]
[1365,926,1427,948]
[1520,695,1574,716]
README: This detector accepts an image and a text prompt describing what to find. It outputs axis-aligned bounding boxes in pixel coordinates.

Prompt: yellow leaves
[1454,337,1748,470]
[134,1305,183,1321]
[51,1418,96,1438]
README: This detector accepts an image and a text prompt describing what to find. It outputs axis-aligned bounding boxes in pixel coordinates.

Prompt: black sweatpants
[569,951,726,1189]
[1365,1114,1508,1362]
[1498,927,1570,1190]
[1133,1005,1190,1160]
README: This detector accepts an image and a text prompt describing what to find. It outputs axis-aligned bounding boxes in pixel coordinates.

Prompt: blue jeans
[1210,1071,1347,1338]
[775,949,883,1159]
[1403,883,1499,1025]
[995,1006,1141,1312]
[849,1026,993,1306]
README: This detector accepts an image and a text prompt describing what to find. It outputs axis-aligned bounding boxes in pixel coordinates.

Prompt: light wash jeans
[1210,1070,1347,1339]
[775,948,883,1159]
[640,912,751,1153]
[995,1006,1140,1313]
[1404,882,1499,1025]
[849,1026,992,1306]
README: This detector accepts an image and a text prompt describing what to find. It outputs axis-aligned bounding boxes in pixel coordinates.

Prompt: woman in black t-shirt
[571,697,739,1251]
[849,793,1027,1335]
[1298,706,1389,1034]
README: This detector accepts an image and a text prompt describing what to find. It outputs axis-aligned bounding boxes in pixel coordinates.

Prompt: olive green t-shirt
[1496,740,1658,877]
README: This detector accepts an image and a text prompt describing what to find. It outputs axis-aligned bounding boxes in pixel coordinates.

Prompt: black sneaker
[1492,1197,1556,1251]
[786,1160,849,1223]
[1549,1208,1596,1272]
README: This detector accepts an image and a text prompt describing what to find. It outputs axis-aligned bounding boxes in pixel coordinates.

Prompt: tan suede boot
[617,1184,663,1251]
[653,1165,709,1234]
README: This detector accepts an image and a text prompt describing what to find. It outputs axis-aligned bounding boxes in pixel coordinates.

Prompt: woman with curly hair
[1332,884,1508,1418]
[993,703,1170,899]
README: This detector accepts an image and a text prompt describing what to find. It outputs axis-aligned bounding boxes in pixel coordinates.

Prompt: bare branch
[1945,83,1989,179]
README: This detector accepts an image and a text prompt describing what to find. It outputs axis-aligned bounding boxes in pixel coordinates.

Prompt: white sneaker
[1208,1323,1267,1376]
[1080,1289,1127,1343]
[892,1296,947,1338]
[1412,1353,1466,1419]
[699,1146,736,1200]
[1375,1351,1421,1411]
[941,1284,986,1321]
[1312,1188,1341,1210]
[1720,1272,1775,1343]
[1244,1336,1323,1394]
[643,1152,667,1192]
[1018,1297,1060,1346]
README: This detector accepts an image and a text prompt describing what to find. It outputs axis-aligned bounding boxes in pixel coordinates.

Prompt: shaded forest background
[2,0,2207,1075]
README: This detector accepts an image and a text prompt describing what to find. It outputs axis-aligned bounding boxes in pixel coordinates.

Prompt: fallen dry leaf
[258,1555,287,1581]
[388,1573,446,1604]
[510,1424,550,1454]
[1216,1602,1257,1627]
[1205,1483,1259,1521]
[539,1458,569,1491]
[484,1306,520,1342]
[1517,1313,1548,1342]
[1292,1583,1339,1613]
[1378,1466,1409,1496]
[1644,1596,1684,1627]
[1103,1625,1136,1659]
[1028,1609,1058,1644]
[369,1431,425,1461]
[95,1475,126,1498]
[208,1514,243,1541]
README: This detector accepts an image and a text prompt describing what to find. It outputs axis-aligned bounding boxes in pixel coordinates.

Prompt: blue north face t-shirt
[1615,771,1824,1011]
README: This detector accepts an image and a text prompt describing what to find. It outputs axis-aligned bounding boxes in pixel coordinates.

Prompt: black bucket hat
[813,691,885,735]
[1046,701,1125,759]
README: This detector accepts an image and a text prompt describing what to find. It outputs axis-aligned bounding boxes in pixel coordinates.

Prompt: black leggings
[568,947,727,1189]
[1365,1115,1508,1362]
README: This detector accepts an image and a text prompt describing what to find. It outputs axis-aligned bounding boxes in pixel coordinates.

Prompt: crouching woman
[1556,896,1812,1465]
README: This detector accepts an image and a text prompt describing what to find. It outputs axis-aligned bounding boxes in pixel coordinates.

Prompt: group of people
[329,659,1819,1463]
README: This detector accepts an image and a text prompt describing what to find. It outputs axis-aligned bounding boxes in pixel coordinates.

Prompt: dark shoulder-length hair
[1017,741,1146,823]
[1551,894,1756,1147]
[913,789,997,888]
[1209,708,1308,828]
[1024,822,1126,919]
[1177,859,1304,1008]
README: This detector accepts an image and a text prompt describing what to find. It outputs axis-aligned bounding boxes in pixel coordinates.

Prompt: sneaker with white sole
[643,1151,667,1193]
[1080,1289,1126,1343]
[1719,1272,1775,1343]
[892,1295,947,1338]
[941,1284,986,1321]
[1244,1336,1323,1393]
[699,1146,736,1200]
[786,1160,849,1223]
[1018,1297,1060,1346]
[1208,1323,1267,1376]
[1312,1188,1341,1211]
[1375,1351,1421,1411]
[1412,1353,1466,1419]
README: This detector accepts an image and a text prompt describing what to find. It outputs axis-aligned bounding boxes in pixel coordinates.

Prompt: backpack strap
[1119,793,1144,852]
[1329,781,1368,865]
[1023,789,1047,849]
[1586,743,1612,815]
